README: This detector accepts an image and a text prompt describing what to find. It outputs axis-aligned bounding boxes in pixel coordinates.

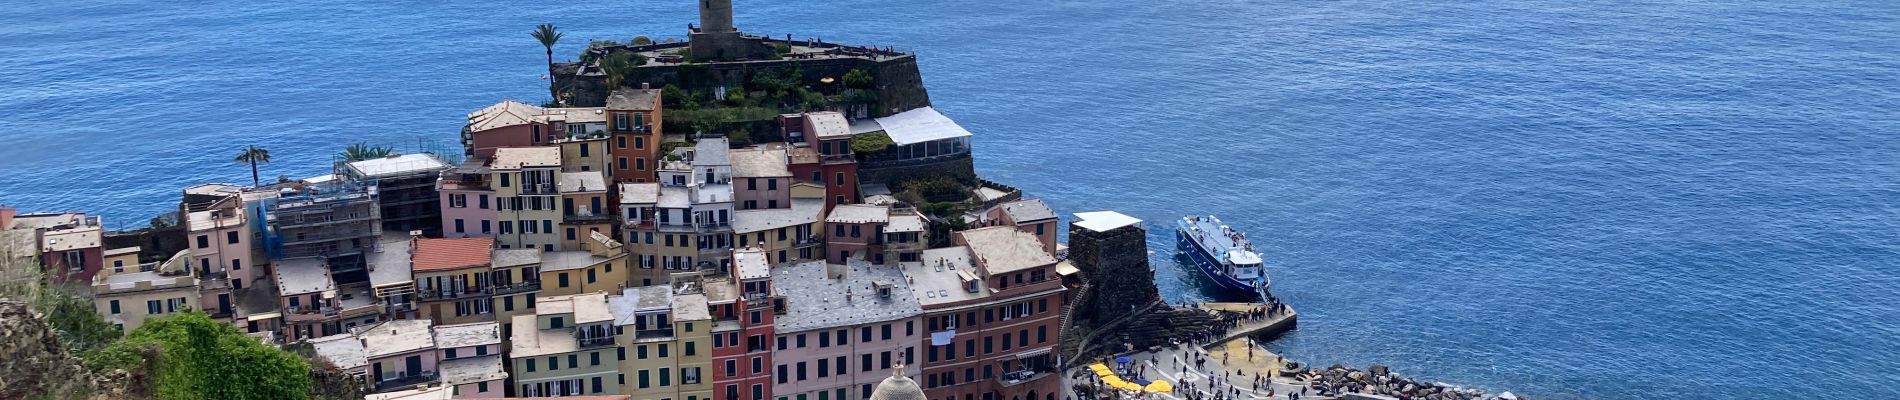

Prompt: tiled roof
[411,237,494,272]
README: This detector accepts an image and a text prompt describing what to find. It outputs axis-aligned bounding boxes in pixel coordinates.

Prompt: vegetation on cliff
[87,311,313,400]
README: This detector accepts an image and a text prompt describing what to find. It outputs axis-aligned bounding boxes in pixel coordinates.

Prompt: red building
[709,249,779,400]
[2,208,105,282]
[605,87,664,184]
[779,112,859,210]
[904,227,1066,400]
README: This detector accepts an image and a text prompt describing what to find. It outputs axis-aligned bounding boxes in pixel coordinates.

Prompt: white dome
[870,366,925,400]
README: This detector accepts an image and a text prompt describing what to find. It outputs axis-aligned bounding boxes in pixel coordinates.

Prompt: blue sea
[3,1,1898,398]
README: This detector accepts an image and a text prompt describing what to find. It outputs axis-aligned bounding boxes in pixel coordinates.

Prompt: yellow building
[103,246,140,274]
[559,171,614,252]
[670,280,714,400]
[489,248,543,339]
[537,231,630,298]
[410,237,496,325]
[729,198,826,264]
[556,134,612,173]
[510,292,621,396]
[91,250,196,333]
[492,147,565,251]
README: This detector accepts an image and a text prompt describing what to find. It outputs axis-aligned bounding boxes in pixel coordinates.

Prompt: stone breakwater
[1291,363,1523,400]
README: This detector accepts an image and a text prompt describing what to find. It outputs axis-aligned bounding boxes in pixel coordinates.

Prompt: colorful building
[604,87,664,183]
[509,292,622,396]
[769,259,923,400]
[491,147,564,251]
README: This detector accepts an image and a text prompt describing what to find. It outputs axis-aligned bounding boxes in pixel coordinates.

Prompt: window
[479,194,489,209]
[526,359,536,372]
[686,341,697,356]
[797,362,808,381]
[661,367,672,386]
[580,143,590,157]
[449,193,467,208]
[445,348,459,359]
[818,359,830,378]
[835,172,845,186]
[777,365,789,384]
[569,354,578,368]
[639,370,651,388]
[591,351,600,365]
[558,273,569,287]
[499,173,511,187]
[455,219,466,233]
[726,360,737,377]
[196,235,208,248]
[481,219,491,234]
[109,300,120,314]
[636,158,646,170]
[547,356,559,370]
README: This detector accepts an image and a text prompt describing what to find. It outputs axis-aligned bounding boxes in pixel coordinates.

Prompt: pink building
[185,207,252,316]
[439,160,499,238]
[768,259,922,400]
[825,204,889,264]
[434,321,509,398]
[977,199,1058,255]
[465,100,555,159]
[360,319,441,393]
[729,147,793,211]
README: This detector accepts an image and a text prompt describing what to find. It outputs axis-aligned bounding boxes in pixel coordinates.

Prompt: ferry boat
[1176,214,1269,296]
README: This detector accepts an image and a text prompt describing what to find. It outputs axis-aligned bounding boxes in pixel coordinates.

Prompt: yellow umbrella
[1115,381,1144,391]
[1144,380,1174,393]
[1095,368,1116,377]
[1102,376,1126,386]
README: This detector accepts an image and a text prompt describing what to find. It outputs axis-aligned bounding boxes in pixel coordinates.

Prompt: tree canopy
[88,311,312,400]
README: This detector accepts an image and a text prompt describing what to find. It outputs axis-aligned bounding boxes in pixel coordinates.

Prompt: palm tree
[337,143,393,163]
[233,145,271,187]
[532,23,564,102]
[600,52,635,90]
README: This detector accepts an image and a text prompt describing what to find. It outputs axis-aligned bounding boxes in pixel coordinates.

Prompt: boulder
[1370,364,1390,376]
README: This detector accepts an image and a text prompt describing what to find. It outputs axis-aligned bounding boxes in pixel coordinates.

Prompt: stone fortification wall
[555,40,932,117]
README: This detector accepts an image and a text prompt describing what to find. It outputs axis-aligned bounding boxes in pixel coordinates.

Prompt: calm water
[4,0,1899,398]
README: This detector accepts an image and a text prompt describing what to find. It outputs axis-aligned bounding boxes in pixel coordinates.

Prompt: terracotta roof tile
[411,237,495,272]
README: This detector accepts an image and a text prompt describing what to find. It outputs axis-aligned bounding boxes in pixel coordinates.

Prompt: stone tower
[1068,211,1160,317]
[689,0,770,61]
[697,0,735,33]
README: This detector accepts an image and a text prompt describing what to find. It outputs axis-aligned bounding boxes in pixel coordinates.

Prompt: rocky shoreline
[1290,363,1522,400]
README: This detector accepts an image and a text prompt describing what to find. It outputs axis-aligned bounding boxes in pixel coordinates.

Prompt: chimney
[827,261,846,280]
[642,82,651,90]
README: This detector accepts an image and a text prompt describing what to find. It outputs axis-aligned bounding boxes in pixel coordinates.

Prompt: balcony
[373,371,439,392]
[417,288,486,301]
[488,280,541,296]
[519,183,558,195]
[634,328,675,340]
[793,236,822,248]
[379,302,416,314]
[564,211,616,224]
[998,370,1053,387]
[578,335,617,349]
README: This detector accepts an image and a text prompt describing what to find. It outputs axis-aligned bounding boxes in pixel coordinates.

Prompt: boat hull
[1176,229,1264,296]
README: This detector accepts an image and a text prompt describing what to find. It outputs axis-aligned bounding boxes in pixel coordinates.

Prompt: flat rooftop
[274,257,333,296]
[958,226,1057,275]
[672,292,711,321]
[185,209,244,232]
[559,171,608,193]
[41,227,100,252]
[731,198,824,234]
[900,246,987,307]
[438,356,507,385]
[539,292,614,324]
[96,270,195,293]
[887,213,927,233]
[692,137,731,167]
[433,321,503,349]
[1072,211,1143,232]
[541,250,616,272]
[493,248,541,268]
[771,259,923,333]
[347,153,450,178]
[610,286,674,326]
[871,107,972,146]
[359,319,436,359]
[827,204,889,224]
[807,112,852,140]
[729,148,791,178]
[620,183,660,204]
[734,248,771,281]
[367,234,416,287]
[509,314,575,358]
[1000,199,1057,223]
[491,147,562,169]
[605,88,660,111]
[309,334,367,371]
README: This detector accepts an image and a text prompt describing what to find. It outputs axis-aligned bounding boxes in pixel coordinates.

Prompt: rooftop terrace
[771,259,923,333]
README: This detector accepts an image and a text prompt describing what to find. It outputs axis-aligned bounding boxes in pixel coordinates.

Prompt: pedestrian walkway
[1066,302,1313,400]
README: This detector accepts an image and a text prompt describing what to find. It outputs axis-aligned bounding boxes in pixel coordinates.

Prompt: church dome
[870,366,925,400]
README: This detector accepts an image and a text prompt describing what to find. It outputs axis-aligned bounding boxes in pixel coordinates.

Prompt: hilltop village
[0,2,1241,400]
